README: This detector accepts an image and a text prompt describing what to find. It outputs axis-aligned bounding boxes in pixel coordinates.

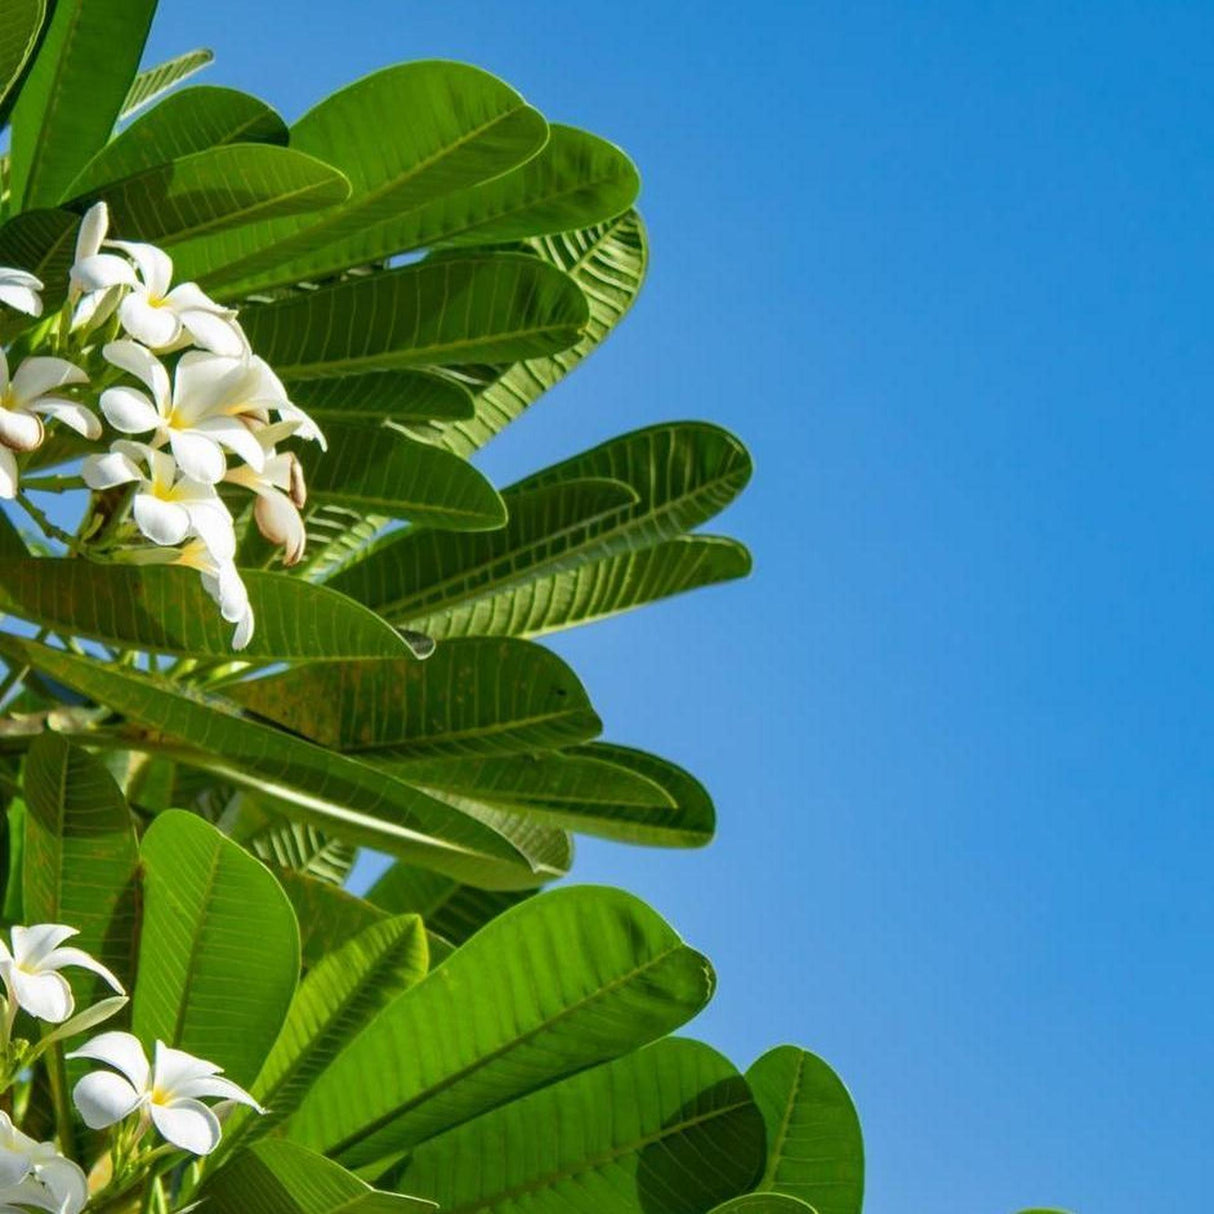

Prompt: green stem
[14,492,88,556]
[45,1043,77,1163]
[19,474,87,493]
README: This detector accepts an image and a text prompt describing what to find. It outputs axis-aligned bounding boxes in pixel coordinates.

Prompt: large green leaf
[366,862,531,949]
[395,1038,766,1214]
[411,535,752,640]
[223,124,639,296]
[69,144,349,249]
[22,733,138,1002]
[273,868,387,970]
[284,886,715,1168]
[66,86,287,198]
[392,741,714,848]
[132,811,299,1087]
[204,1140,434,1214]
[0,636,545,889]
[120,48,213,120]
[748,1047,864,1214]
[9,0,156,208]
[289,371,474,424]
[241,915,428,1142]
[302,421,505,530]
[435,210,646,457]
[326,479,637,618]
[0,560,416,661]
[0,0,45,118]
[175,60,547,293]
[226,641,600,758]
[239,253,588,379]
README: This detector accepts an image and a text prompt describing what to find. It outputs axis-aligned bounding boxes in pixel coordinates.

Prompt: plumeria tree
[0,2,1066,1213]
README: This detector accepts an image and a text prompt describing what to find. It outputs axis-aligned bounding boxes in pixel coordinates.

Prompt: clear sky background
[134,3,1214,1211]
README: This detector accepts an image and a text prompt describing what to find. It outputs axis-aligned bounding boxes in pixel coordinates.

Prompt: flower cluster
[0,203,326,649]
[0,922,264,1212]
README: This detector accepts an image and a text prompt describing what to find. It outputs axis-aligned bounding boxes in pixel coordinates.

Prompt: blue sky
[135,2,1214,1210]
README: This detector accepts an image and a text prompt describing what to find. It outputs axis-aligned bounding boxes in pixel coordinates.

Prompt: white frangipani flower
[225,422,308,566]
[0,352,97,499]
[73,220,244,356]
[68,201,126,333]
[99,342,272,483]
[0,1115,87,1214]
[0,269,43,318]
[0,926,124,1024]
[70,1033,264,1156]
[83,440,236,559]
[175,539,255,650]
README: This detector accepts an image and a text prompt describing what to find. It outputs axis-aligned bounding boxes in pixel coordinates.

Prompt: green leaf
[394,1038,766,1214]
[0,0,45,118]
[288,371,474,424]
[2,800,24,922]
[326,479,638,619]
[133,811,299,1087]
[238,253,589,378]
[392,741,714,848]
[120,48,213,120]
[284,885,715,1168]
[273,868,387,970]
[411,535,752,640]
[176,60,547,293]
[9,0,156,207]
[0,508,28,561]
[22,733,138,1002]
[0,559,416,661]
[512,422,752,543]
[302,421,506,530]
[709,1198,817,1213]
[366,862,531,948]
[66,86,288,198]
[203,1140,434,1213]
[232,806,356,887]
[226,641,600,758]
[245,915,428,1140]
[435,210,646,456]
[69,144,349,249]
[0,637,546,890]
[748,1047,864,1214]
[227,123,639,294]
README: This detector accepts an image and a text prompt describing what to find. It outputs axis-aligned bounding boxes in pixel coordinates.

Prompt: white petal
[10,357,87,405]
[11,926,76,968]
[40,995,128,1046]
[108,241,173,298]
[100,386,160,435]
[67,1031,150,1089]
[172,351,246,422]
[172,1073,264,1111]
[254,493,306,566]
[0,449,16,499]
[231,605,255,651]
[0,409,43,453]
[10,970,73,1022]
[70,253,135,293]
[177,308,246,357]
[276,402,326,450]
[82,450,141,491]
[40,946,124,993]
[103,340,171,405]
[0,1143,30,1188]
[0,268,43,290]
[133,493,190,547]
[71,283,124,333]
[153,1042,219,1094]
[150,1098,221,1155]
[0,1177,60,1213]
[119,294,181,349]
[183,500,236,562]
[71,1072,143,1130]
[168,429,225,484]
[75,202,110,263]
[28,399,101,439]
[33,1156,88,1214]
[193,416,265,471]
[0,284,42,317]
